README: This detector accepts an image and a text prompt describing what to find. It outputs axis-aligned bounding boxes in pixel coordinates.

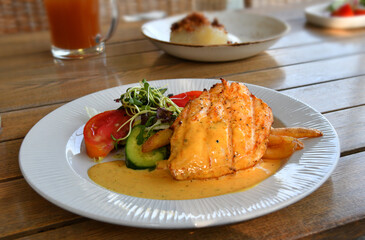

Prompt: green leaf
[159,88,167,94]
[128,98,135,105]
[143,79,149,90]
[133,98,143,106]
[145,115,156,127]
[140,105,151,111]
[111,134,119,150]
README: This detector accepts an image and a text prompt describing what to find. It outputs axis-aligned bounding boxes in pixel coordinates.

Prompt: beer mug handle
[101,0,119,42]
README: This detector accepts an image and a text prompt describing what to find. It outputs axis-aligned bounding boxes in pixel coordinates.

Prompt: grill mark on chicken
[224,85,234,171]
[168,79,273,180]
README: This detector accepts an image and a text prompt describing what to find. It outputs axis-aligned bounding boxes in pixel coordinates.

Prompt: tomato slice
[83,109,131,158]
[170,91,203,107]
[331,3,354,17]
[354,9,365,15]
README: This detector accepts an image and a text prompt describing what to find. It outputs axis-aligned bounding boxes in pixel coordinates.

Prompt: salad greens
[112,79,182,147]
[329,0,347,11]
[329,0,365,11]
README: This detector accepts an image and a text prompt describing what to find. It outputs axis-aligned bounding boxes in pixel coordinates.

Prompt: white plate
[305,2,365,29]
[19,79,339,229]
[141,12,289,62]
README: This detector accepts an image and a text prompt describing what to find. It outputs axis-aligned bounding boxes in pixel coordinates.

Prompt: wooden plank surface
[1,1,364,239]
[2,36,365,113]
[0,179,81,239]
[2,23,365,74]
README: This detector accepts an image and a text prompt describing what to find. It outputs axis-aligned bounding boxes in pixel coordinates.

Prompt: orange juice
[44,0,101,50]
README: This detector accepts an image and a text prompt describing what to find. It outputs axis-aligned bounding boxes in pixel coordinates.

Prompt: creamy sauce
[88,159,283,200]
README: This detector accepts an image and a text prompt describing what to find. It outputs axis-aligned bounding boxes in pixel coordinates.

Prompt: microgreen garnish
[112,79,182,146]
[111,134,121,150]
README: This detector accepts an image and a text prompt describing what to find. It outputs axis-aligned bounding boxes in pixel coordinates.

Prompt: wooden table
[1,2,365,239]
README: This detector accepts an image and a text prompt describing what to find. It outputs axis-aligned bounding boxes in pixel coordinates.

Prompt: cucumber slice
[125,125,167,170]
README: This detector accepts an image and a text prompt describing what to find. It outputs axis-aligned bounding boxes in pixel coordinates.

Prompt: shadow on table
[51,53,125,96]
[304,22,365,38]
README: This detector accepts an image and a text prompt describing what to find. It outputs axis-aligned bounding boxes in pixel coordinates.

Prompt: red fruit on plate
[331,3,355,17]
[83,109,131,158]
[354,9,365,15]
[170,91,203,107]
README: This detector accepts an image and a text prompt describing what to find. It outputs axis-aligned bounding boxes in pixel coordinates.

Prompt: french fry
[271,127,323,138]
[263,144,295,159]
[142,128,173,153]
[294,139,304,150]
[263,137,303,159]
[268,135,304,150]
[268,134,284,146]
[269,135,293,146]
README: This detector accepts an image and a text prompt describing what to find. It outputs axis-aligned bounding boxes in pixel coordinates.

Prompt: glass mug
[44,0,119,59]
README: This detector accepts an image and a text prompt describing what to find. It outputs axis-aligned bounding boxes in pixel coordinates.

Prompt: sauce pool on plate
[88,159,284,200]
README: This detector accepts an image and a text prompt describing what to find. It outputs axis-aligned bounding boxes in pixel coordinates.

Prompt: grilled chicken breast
[168,79,273,180]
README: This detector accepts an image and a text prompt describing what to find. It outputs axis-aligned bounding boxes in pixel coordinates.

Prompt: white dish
[141,12,289,62]
[305,2,365,29]
[19,79,339,229]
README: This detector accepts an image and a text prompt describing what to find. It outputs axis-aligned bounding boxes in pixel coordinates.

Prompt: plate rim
[19,78,340,229]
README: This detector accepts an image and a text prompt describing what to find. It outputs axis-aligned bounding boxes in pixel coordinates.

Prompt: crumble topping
[171,12,226,33]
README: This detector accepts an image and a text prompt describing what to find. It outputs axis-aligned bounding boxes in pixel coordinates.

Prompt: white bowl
[141,11,290,62]
[305,2,365,29]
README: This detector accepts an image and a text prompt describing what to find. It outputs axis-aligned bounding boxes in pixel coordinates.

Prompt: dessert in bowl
[141,11,290,62]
